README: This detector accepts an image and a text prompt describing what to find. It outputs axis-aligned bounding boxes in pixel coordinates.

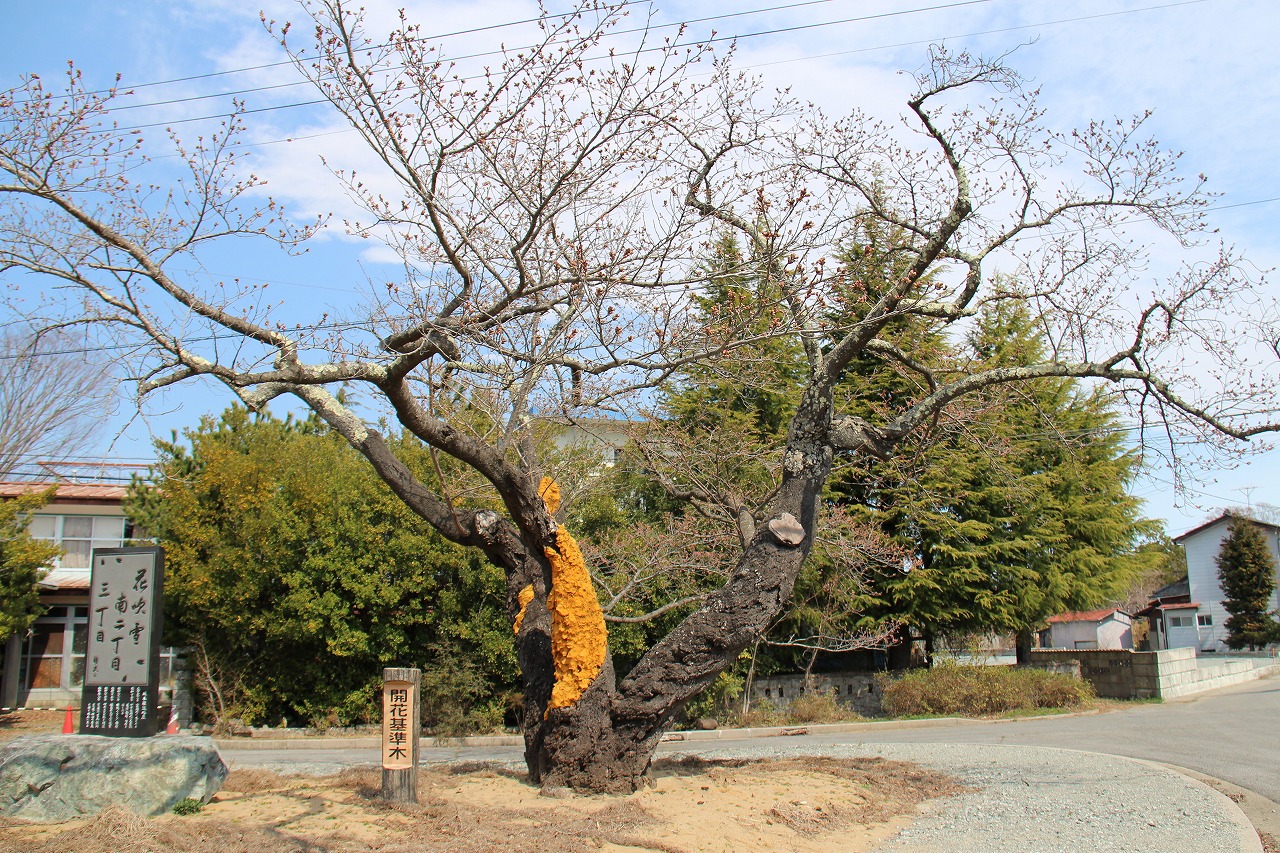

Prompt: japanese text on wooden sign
[382,681,415,769]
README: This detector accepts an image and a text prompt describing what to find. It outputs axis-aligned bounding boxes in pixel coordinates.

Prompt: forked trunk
[510,386,839,793]
[517,489,831,790]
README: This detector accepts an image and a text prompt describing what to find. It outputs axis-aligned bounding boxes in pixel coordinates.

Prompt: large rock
[0,734,228,822]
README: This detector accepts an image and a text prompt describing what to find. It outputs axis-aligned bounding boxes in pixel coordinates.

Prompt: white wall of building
[1048,614,1133,650]
[1162,610,1203,651]
[1178,516,1280,652]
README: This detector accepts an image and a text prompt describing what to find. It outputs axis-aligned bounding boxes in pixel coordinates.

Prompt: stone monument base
[0,734,227,822]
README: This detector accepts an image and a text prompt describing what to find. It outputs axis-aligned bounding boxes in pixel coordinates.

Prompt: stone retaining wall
[1028,648,1278,699]
[747,673,883,716]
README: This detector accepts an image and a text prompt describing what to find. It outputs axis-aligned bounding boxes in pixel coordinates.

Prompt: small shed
[1043,608,1134,650]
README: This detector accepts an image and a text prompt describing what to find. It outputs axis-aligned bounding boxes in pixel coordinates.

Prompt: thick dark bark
[515,386,839,793]
[1015,628,1034,665]
[517,517,827,793]
[514,599,554,778]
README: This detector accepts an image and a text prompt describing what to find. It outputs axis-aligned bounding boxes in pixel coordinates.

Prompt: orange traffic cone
[62,705,74,734]
[165,704,180,735]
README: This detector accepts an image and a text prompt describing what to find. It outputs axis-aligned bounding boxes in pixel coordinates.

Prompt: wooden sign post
[381,668,421,803]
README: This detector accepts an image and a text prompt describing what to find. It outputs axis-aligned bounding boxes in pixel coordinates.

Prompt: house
[1135,576,1200,651]
[1142,513,1280,652]
[0,478,178,709]
[547,417,630,467]
[1042,608,1134,650]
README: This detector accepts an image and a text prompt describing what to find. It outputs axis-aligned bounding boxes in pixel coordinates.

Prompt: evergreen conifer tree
[1215,518,1280,650]
[841,302,1158,663]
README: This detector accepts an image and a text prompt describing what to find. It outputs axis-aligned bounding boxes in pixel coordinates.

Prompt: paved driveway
[221,674,1279,801]
[784,674,1280,802]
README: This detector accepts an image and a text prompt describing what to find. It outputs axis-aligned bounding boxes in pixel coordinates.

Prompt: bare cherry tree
[0,330,112,479]
[2,2,1277,792]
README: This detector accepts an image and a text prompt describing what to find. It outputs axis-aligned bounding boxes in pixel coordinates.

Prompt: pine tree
[1215,518,1280,650]
[842,303,1159,663]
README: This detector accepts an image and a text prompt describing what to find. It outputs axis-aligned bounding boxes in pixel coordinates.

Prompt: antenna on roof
[1235,485,1258,513]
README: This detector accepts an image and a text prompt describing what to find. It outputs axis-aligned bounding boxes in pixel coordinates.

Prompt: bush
[786,688,852,724]
[419,649,506,737]
[730,700,786,728]
[878,661,1094,718]
[678,671,744,727]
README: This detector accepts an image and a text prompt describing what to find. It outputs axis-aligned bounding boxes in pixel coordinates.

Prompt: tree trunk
[886,626,914,671]
[511,389,837,793]
[1015,628,1034,665]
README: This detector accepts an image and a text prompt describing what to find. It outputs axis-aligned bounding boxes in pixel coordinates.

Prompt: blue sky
[4,0,1279,534]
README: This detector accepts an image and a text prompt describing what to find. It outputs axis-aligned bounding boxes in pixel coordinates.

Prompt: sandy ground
[0,709,964,853]
[0,709,74,740]
[0,761,962,853]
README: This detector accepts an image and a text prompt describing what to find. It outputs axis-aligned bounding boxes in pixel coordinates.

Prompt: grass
[171,799,203,816]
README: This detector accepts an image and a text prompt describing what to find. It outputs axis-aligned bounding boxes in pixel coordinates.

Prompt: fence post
[381,667,421,803]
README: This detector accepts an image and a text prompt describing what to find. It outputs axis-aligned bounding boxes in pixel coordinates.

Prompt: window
[17,605,177,696]
[19,607,89,691]
[1169,615,1192,628]
[26,515,127,569]
[1197,614,1213,627]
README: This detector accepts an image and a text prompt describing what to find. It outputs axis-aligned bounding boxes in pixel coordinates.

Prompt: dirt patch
[0,710,72,742]
[0,756,965,853]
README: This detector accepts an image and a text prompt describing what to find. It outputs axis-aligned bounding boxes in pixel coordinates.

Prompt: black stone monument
[80,547,165,737]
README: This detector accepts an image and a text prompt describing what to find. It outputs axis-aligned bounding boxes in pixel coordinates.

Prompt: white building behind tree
[1142,514,1280,652]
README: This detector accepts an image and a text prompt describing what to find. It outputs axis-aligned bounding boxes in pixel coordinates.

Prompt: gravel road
[664,742,1259,853]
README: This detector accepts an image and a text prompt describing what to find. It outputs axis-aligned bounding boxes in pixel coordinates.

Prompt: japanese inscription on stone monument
[80,547,164,737]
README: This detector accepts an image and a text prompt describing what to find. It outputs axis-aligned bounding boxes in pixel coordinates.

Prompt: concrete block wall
[1030,648,1190,698]
[1158,657,1265,699]
[1029,647,1277,699]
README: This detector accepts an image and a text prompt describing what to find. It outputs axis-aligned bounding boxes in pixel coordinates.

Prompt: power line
[20,0,894,113]
[737,0,1210,69]
[115,0,1003,128]
[91,0,859,114]
[106,0,1209,132]
[25,3,609,101]
[103,0,1024,130]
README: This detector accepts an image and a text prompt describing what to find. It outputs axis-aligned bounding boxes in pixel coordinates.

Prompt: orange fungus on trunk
[513,584,535,634]
[538,477,607,712]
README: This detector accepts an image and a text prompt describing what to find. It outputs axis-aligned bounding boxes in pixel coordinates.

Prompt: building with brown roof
[0,480,142,708]
[1041,608,1134,650]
